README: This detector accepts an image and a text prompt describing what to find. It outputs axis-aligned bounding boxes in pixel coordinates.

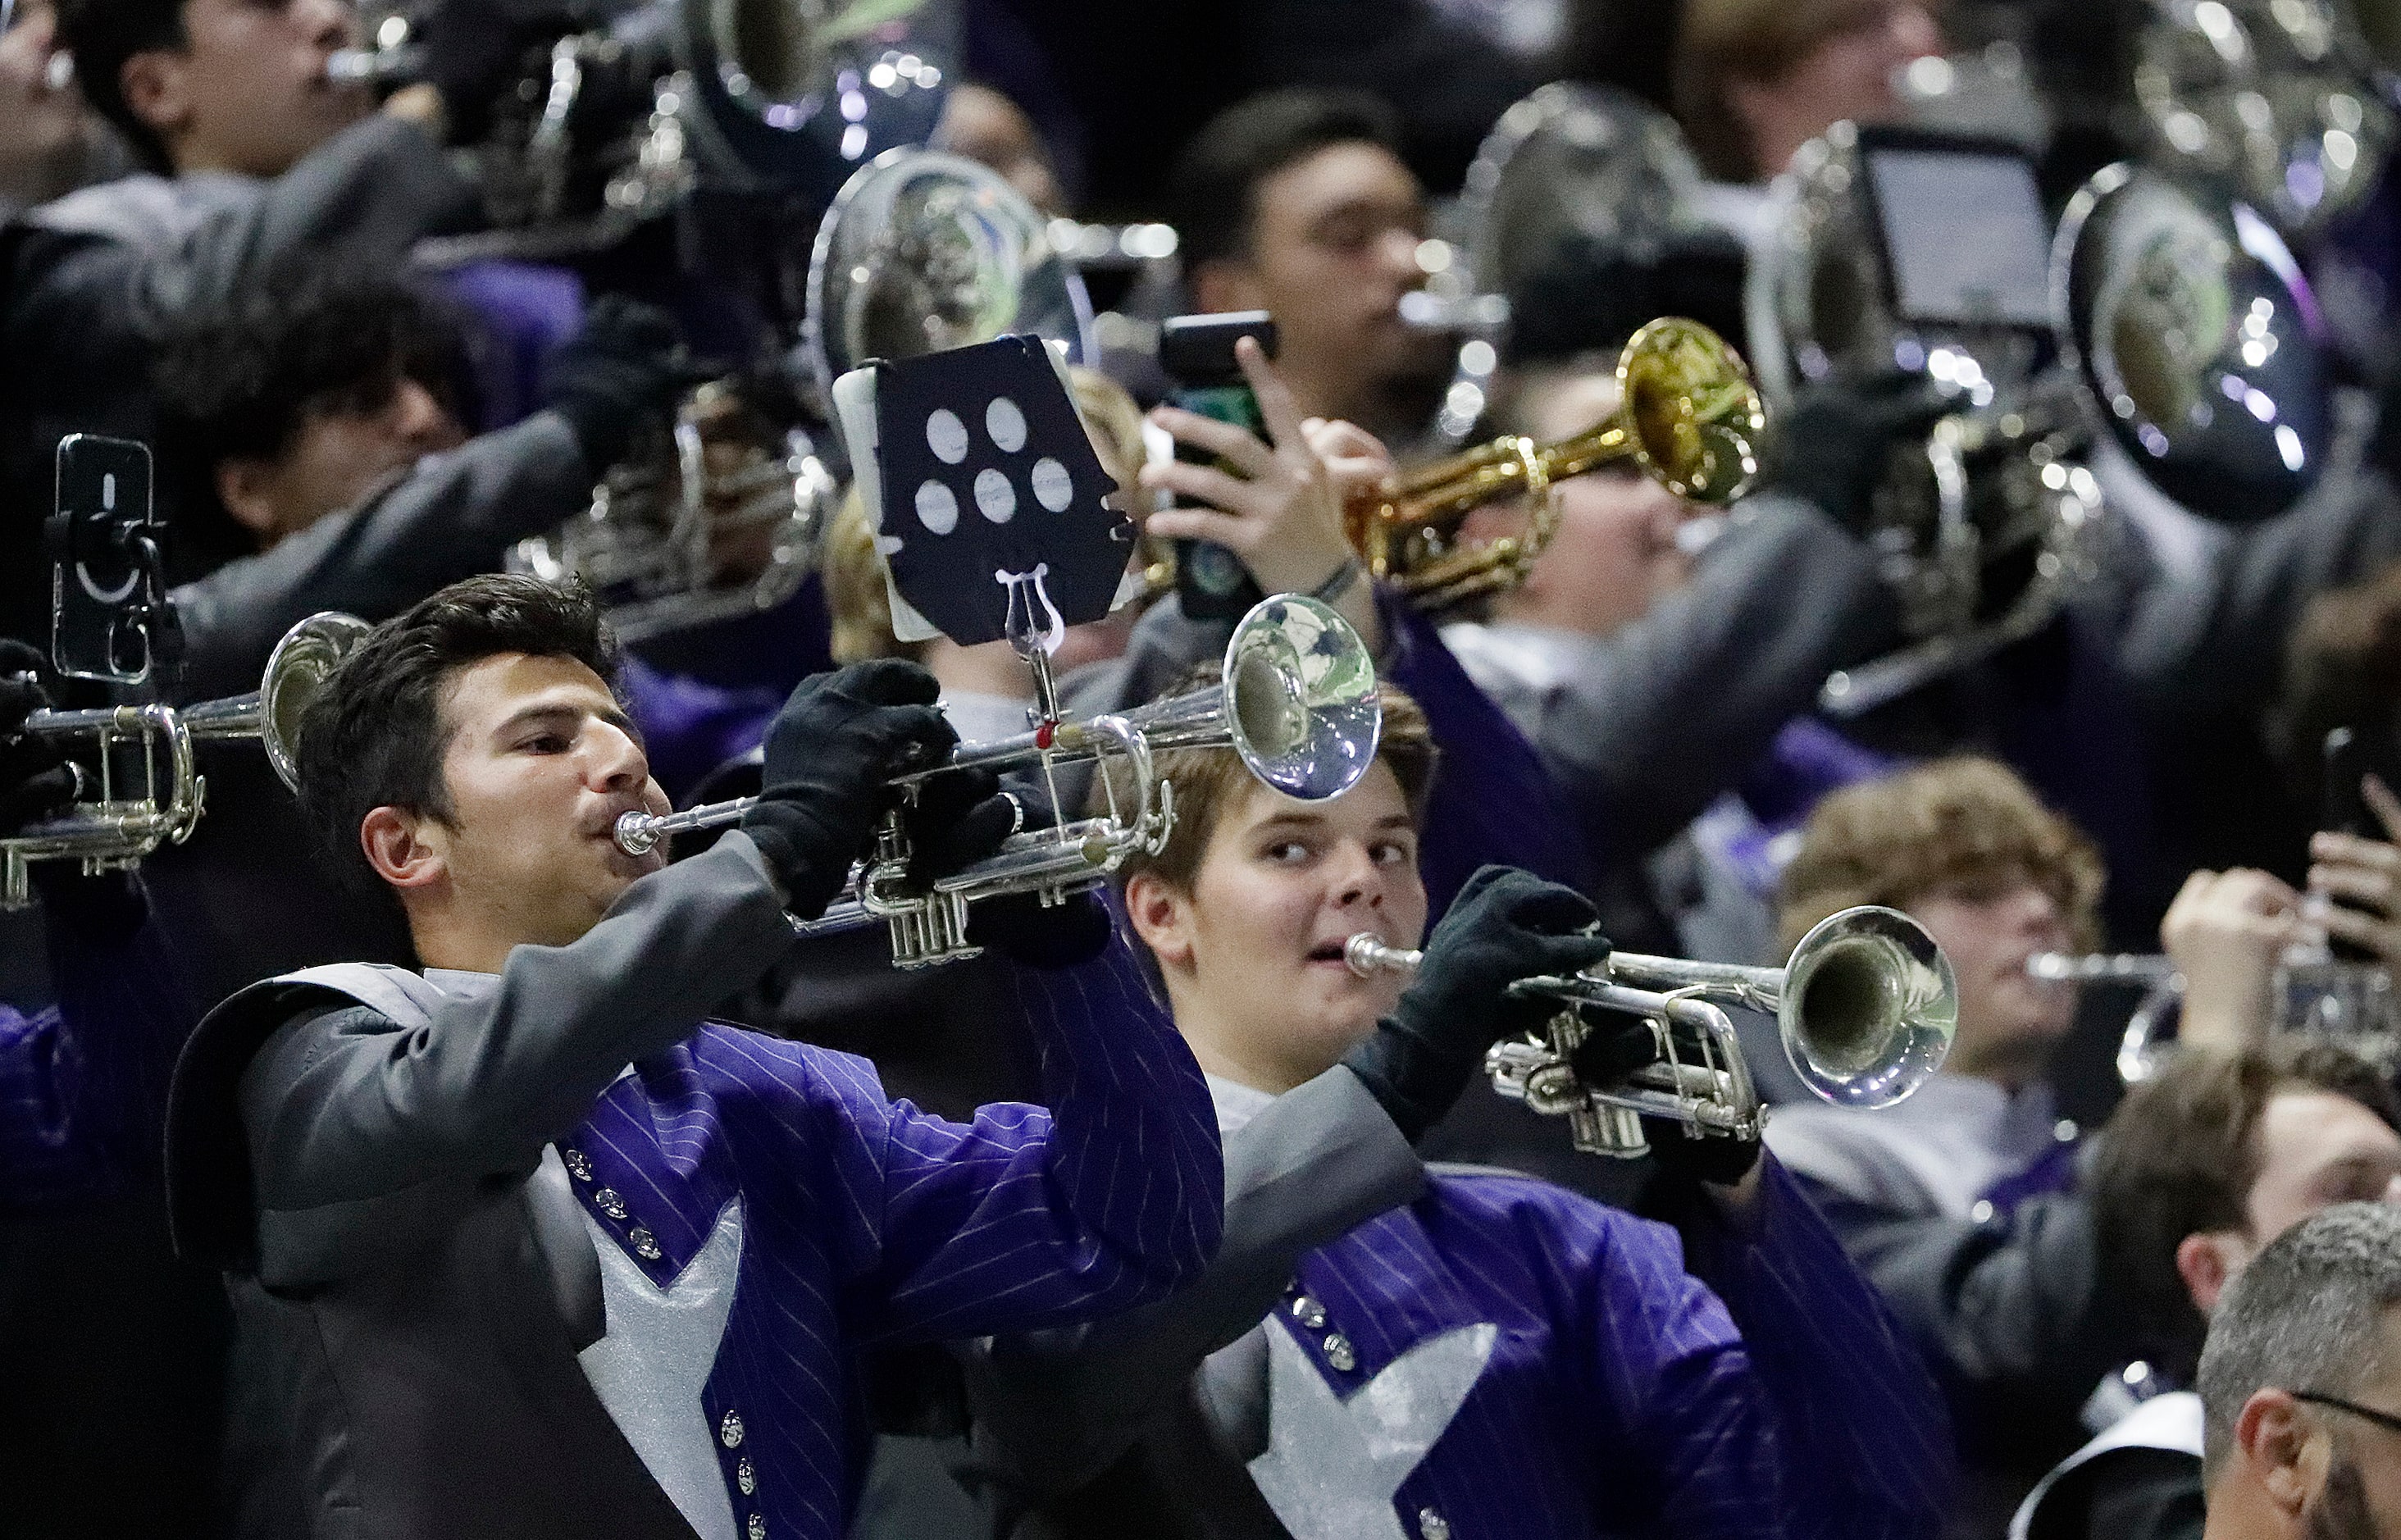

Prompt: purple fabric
[1378,592,1595,917]
[558,936,1222,1538]
[620,653,783,805]
[436,260,586,432]
[0,886,198,1210]
[1283,1155,1950,1538]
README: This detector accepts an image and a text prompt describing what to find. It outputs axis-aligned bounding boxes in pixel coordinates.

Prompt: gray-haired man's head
[2195,1202,2401,1539]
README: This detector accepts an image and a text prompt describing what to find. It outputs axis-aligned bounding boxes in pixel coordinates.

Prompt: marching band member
[2014,1041,2401,1540]
[932,674,1952,1539]
[164,573,1223,1538]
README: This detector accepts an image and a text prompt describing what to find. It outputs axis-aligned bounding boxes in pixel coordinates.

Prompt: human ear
[215,459,284,544]
[361,805,446,892]
[2177,1231,2243,1316]
[117,47,194,145]
[1124,873,1196,972]
[2235,1390,2316,1515]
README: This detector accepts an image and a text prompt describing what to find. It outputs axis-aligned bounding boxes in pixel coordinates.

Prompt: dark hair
[154,272,467,472]
[56,0,186,173]
[1169,88,1404,273]
[294,575,618,891]
[152,272,468,563]
[2093,1040,2401,1385]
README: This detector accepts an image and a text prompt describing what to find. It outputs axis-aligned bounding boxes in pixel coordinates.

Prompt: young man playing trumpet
[927,675,1952,1539]
[164,573,1224,1540]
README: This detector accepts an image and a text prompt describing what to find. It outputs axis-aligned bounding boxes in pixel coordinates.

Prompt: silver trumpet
[614,595,1383,968]
[1346,906,1958,1157]
[2,612,368,908]
[2033,950,2401,1082]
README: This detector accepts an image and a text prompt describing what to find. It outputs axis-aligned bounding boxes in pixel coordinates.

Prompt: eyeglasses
[2293,1390,2401,1437]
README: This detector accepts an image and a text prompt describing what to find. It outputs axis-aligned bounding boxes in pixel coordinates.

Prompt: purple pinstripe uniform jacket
[1255,1159,1954,1540]
[0,880,197,1210]
[172,836,1223,1540]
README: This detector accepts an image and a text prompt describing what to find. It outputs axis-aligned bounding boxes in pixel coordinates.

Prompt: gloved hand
[412,0,554,145]
[900,765,1020,887]
[741,660,956,918]
[0,640,74,836]
[1342,866,1613,1143]
[1639,1117,1765,1186]
[544,295,689,470]
[1757,371,1952,536]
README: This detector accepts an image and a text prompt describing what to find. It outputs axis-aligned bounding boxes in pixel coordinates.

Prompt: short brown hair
[1775,756,2105,955]
[2271,556,2401,789]
[1673,0,1919,180]
[1101,669,1437,897]
[822,366,1153,665]
[2093,1041,2401,1383]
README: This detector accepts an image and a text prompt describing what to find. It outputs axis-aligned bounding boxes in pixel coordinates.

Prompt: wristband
[1306,554,1364,606]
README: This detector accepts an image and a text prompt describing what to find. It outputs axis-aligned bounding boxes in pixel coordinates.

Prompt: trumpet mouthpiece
[1344,933,1420,977]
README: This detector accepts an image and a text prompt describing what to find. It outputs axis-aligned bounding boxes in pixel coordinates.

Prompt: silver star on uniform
[1246,1319,1497,1540]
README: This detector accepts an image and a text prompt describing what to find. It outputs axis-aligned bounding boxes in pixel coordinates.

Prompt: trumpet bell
[1618,317,1765,503]
[1781,905,1958,1108]
[1216,595,1383,802]
[257,612,371,791]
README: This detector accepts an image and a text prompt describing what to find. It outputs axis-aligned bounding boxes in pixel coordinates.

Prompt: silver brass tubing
[1344,934,1421,976]
[2027,952,2184,985]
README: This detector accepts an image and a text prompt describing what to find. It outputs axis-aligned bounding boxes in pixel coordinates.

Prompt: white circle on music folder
[973,467,1017,522]
[1030,457,1073,511]
[914,480,959,533]
[985,395,1027,453]
[926,408,970,463]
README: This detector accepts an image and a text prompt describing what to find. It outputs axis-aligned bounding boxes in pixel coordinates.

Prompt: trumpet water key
[2,611,367,907]
[614,594,1383,968]
[1347,905,1957,1156]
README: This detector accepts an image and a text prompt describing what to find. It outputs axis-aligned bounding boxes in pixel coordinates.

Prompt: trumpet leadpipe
[2027,952,2183,985]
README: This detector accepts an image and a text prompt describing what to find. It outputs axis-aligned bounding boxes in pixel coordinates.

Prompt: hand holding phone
[2314,726,2401,964]
[1156,312,1277,620]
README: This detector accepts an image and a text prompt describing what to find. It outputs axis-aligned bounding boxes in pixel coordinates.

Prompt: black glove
[0,640,74,836]
[1342,866,1613,1144]
[900,765,1019,887]
[740,660,956,918]
[1639,1116,1765,1186]
[413,0,551,144]
[1757,371,1952,536]
[544,295,688,469]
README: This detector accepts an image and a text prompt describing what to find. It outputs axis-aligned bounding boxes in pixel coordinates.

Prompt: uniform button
[563,1149,593,1182]
[2054,1119,2080,1143]
[720,1410,745,1447]
[1290,1296,1327,1330]
[1324,1333,1355,1372]
[1419,1507,1450,1540]
[630,1226,663,1261]
[1970,1200,1995,1224]
[737,1457,755,1496]
[595,1187,628,1220]
[747,1515,767,1540]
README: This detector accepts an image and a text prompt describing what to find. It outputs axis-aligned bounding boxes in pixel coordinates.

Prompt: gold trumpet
[1346,317,1765,612]
[2,612,367,908]
[1347,905,1957,1155]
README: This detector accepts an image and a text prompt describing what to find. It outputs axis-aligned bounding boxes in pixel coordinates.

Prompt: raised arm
[1661,1155,1958,1539]
[839,932,1225,1346]
[171,414,590,696]
[235,833,804,1284]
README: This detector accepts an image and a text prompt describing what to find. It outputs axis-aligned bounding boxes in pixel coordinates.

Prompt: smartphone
[47,434,170,683]
[1158,312,1278,621]
[2320,726,2401,962]
[1857,126,2052,330]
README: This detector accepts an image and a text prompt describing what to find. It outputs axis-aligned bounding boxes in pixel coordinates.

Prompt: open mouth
[1306,941,1347,964]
